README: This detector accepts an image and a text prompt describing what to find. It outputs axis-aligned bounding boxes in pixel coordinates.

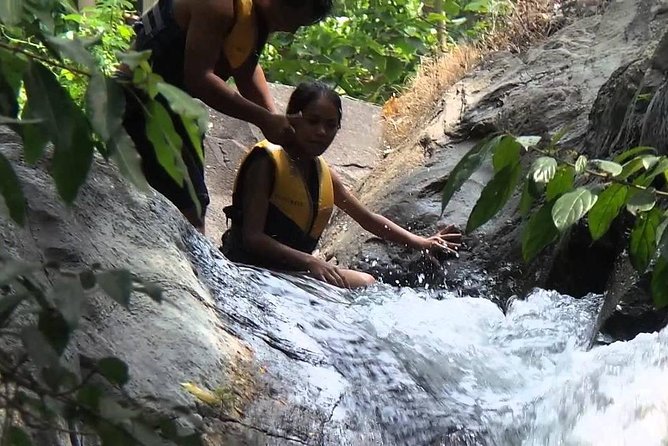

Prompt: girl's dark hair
[283,0,333,23]
[287,81,342,126]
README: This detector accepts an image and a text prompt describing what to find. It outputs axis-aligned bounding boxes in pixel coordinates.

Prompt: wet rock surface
[321,0,668,335]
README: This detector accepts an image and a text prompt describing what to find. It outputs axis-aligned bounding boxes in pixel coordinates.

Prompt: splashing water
[188,237,668,445]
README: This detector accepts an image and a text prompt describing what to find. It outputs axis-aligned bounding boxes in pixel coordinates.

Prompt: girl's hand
[306,257,350,289]
[421,224,462,257]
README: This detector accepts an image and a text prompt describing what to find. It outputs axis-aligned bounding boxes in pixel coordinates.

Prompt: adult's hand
[259,113,297,146]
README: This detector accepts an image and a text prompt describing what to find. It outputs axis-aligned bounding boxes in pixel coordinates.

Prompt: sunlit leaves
[588,159,623,177]
[530,156,557,184]
[574,155,587,174]
[552,187,598,231]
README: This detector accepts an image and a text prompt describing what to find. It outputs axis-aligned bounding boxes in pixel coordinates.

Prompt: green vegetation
[441,133,668,307]
[262,0,511,103]
[0,0,207,444]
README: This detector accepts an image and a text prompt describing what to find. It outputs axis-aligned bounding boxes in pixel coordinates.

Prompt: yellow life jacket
[223,0,258,69]
[226,140,334,255]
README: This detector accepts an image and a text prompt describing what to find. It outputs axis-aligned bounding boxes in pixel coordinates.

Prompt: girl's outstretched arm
[332,170,461,256]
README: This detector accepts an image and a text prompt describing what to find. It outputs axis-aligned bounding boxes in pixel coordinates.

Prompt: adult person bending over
[121,0,333,233]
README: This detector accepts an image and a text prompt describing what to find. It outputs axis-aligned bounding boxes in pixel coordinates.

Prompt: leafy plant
[0,256,203,445]
[441,133,668,307]
[0,0,210,443]
[261,0,510,103]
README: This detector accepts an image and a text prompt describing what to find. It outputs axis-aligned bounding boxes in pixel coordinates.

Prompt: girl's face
[292,96,340,158]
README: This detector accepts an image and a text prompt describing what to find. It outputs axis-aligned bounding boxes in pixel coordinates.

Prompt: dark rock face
[322,0,668,337]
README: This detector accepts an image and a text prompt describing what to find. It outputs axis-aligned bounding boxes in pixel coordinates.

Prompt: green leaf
[575,155,587,174]
[45,36,97,69]
[97,269,133,308]
[0,0,23,26]
[145,100,186,186]
[79,270,96,289]
[640,158,668,185]
[492,135,522,172]
[587,184,629,240]
[530,156,557,184]
[613,146,656,164]
[626,188,656,215]
[515,136,541,150]
[38,309,70,355]
[98,357,130,386]
[23,62,94,203]
[108,128,150,191]
[0,152,26,226]
[86,74,125,144]
[518,179,534,217]
[651,256,668,308]
[77,383,103,408]
[156,82,208,161]
[383,56,404,82]
[118,50,152,71]
[441,136,499,212]
[588,159,623,177]
[19,101,48,164]
[629,208,662,273]
[466,162,521,233]
[21,326,61,370]
[7,426,32,446]
[464,0,489,12]
[552,187,598,231]
[545,166,575,201]
[48,277,84,328]
[522,201,559,261]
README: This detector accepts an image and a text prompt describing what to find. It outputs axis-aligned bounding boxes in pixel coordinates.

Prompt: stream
[188,237,668,446]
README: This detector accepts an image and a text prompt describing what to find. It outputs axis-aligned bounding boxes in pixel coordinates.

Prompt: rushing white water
[189,239,668,446]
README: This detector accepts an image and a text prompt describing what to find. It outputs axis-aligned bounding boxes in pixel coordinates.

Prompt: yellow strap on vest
[223,0,256,69]
[244,141,334,239]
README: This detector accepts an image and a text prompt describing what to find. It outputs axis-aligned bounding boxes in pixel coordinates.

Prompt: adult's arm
[182,0,292,143]
[234,63,277,113]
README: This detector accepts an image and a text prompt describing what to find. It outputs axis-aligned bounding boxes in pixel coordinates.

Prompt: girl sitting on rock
[221,81,461,288]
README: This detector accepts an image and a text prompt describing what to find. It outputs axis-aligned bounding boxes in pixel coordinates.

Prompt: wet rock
[321,0,668,336]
